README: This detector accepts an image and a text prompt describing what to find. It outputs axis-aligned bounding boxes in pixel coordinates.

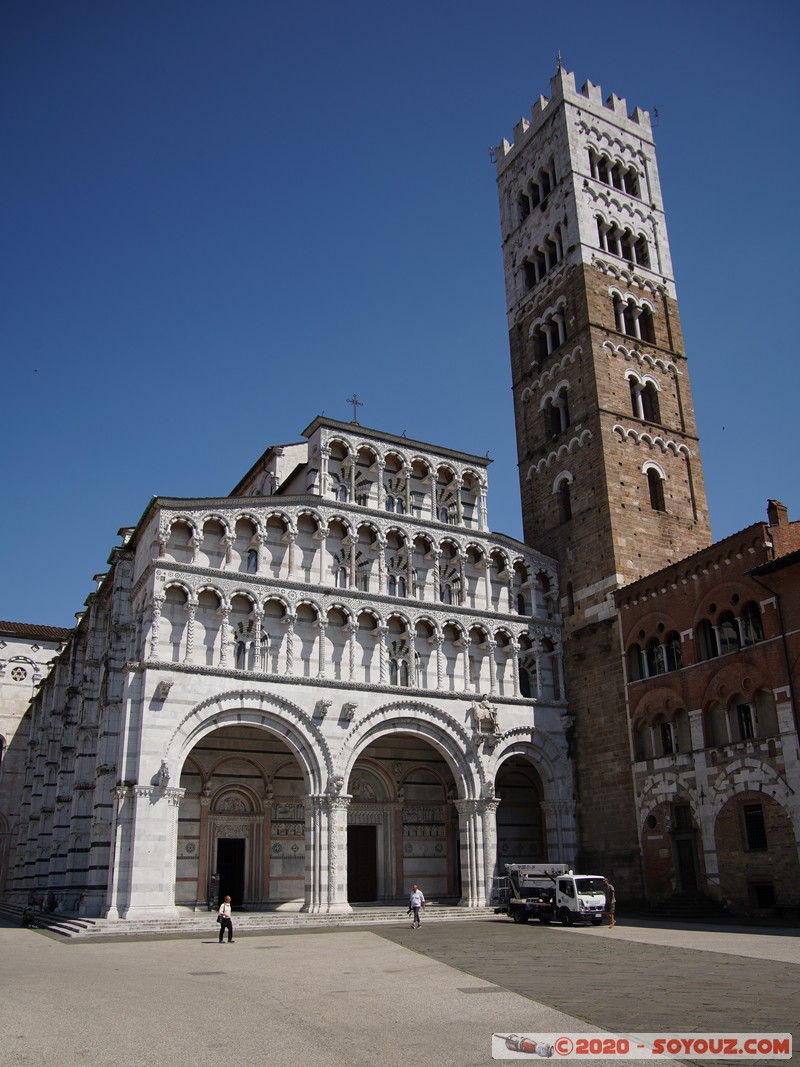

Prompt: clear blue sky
[3,1,798,627]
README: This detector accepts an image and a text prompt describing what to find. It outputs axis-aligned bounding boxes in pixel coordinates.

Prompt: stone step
[2,902,494,940]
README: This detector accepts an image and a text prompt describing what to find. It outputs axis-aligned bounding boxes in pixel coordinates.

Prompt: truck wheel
[512,909,529,924]
[591,918,603,926]
[539,916,551,924]
[558,907,573,926]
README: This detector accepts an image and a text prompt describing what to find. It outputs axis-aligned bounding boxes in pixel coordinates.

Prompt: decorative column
[302,793,353,914]
[349,452,356,501]
[314,523,327,585]
[196,792,211,908]
[433,634,444,691]
[375,456,385,510]
[319,444,330,499]
[510,638,520,698]
[376,533,386,596]
[403,463,412,515]
[286,530,297,579]
[189,531,202,565]
[346,618,358,681]
[283,612,296,675]
[432,549,441,601]
[257,532,269,575]
[148,595,164,660]
[376,625,388,685]
[455,475,463,525]
[183,597,197,664]
[533,643,543,700]
[481,796,501,904]
[479,481,488,532]
[453,798,486,907]
[316,618,327,679]
[218,605,231,667]
[486,639,497,696]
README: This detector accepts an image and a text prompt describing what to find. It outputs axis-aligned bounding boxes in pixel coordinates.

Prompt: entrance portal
[347,825,378,901]
[217,838,245,905]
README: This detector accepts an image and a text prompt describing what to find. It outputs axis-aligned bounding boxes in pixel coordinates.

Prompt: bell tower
[495,67,711,888]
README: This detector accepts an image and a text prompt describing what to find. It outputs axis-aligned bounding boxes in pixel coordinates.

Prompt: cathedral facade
[5,417,572,918]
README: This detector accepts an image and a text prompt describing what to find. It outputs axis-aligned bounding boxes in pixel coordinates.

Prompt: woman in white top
[218,895,234,942]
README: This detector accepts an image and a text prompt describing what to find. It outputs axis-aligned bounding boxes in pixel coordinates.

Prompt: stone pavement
[0,914,796,1067]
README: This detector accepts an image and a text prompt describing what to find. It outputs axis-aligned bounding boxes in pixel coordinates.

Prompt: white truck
[492,863,607,926]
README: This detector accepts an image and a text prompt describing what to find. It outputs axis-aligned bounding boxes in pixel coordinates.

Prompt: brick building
[494,66,711,894]
[615,500,800,915]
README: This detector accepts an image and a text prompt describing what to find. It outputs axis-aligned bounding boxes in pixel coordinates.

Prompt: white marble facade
[8,417,574,919]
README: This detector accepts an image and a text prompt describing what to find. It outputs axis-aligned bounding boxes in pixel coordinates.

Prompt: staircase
[0,901,494,940]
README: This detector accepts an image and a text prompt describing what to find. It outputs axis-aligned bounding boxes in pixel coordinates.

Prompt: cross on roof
[346,393,363,424]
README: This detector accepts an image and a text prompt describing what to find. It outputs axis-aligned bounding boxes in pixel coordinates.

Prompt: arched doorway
[495,755,544,865]
[176,724,307,909]
[347,734,459,904]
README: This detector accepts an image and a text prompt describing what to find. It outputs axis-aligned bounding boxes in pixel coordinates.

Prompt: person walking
[409,884,426,929]
[603,878,616,927]
[218,895,234,942]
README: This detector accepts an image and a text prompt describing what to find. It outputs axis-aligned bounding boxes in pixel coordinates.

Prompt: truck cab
[554,875,606,926]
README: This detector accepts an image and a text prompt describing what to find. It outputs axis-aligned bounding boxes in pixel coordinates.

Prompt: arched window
[646,638,665,676]
[337,484,348,502]
[520,665,533,699]
[660,720,675,756]
[439,506,449,523]
[665,631,683,671]
[641,382,660,423]
[741,601,763,645]
[235,641,247,670]
[736,702,755,740]
[695,619,718,661]
[440,582,453,605]
[395,498,405,515]
[647,467,666,512]
[557,479,572,522]
[516,593,527,615]
[718,611,740,655]
[627,643,645,682]
[397,575,407,598]
[388,575,397,596]
[246,549,258,573]
[385,496,395,512]
[389,658,398,685]
[336,565,348,589]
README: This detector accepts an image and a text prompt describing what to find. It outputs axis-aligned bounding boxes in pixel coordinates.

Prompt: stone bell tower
[495,66,712,891]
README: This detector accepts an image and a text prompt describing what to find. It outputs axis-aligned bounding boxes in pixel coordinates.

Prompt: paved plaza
[0,914,796,1067]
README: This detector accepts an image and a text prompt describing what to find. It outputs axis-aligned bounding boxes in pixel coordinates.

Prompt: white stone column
[319,445,330,499]
[183,597,197,664]
[486,639,497,696]
[433,634,444,690]
[316,619,327,679]
[453,799,486,907]
[284,612,296,675]
[346,619,358,682]
[481,797,501,904]
[375,457,385,510]
[218,605,231,667]
[148,595,164,660]
[106,784,186,919]
[303,794,353,914]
